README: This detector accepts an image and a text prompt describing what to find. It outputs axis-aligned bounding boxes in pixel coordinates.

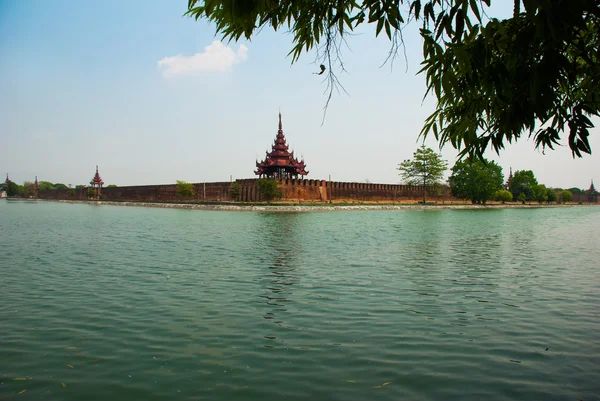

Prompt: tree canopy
[257,179,283,202]
[559,189,573,203]
[176,180,195,197]
[186,0,600,158]
[510,170,538,202]
[449,158,503,204]
[397,145,447,203]
[6,181,23,197]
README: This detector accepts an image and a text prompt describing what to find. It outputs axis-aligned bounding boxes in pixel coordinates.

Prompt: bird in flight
[314,64,326,75]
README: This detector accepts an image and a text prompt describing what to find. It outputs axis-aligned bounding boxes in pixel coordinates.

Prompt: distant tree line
[399,146,596,204]
[3,180,117,198]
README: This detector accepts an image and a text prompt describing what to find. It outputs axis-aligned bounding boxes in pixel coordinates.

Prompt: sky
[0,0,598,189]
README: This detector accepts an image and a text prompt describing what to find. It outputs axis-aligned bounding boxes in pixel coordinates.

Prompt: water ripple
[1,203,599,401]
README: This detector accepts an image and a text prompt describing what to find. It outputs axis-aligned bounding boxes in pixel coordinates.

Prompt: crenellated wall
[38,178,456,203]
[34,179,600,204]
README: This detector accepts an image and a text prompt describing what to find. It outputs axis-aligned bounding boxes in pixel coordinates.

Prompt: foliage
[567,187,584,194]
[88,188,96,198]
[449,158,503,204]
[494,189,513,203]
[510,170,538,202]
[518,193,527,204]
[39,181,55,190]
[186,0,600,157]
[106,184,118,188]
[546,188,558,203]
[176,180,195,198]
[533,184,548,204]
[229,182,242,201]
[559,190,573,203]
[54,183,68,190]
[6,181,23,197]
[23,181,36,197]
[257,179,283,202]
[397,145,447,203]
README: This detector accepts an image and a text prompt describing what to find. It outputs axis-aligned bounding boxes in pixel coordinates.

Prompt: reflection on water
[255,213,302,337]
[1,203,599,401]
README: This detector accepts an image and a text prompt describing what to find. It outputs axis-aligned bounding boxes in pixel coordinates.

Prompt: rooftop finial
[278,111,283,133]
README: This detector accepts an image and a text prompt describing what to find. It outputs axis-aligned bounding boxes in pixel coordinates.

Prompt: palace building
[255,113,308,180]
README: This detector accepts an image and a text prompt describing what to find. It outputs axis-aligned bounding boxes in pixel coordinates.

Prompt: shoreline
[5,198,583,212]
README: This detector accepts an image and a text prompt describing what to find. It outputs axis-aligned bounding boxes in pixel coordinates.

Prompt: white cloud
[158,40,248,78]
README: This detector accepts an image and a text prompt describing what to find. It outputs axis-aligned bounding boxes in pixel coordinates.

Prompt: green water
[1,201,599,401]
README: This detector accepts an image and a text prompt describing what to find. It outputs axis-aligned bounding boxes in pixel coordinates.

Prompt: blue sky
[1,0,598,189]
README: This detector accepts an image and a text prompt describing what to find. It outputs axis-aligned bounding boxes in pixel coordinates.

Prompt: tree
[186,0,600,157]
[449,158,503,204]
[257,179,283,202]
[6,181,23,197]
[568,187,584,194]
[39,181,55,191]
[559,190,574,204]
[510,170,538,202]
[494,189,513,203]
[229,182,242,201]
[54,183,68,190]
[398,145,447,203]
[176,180,194,198]
[518,193,527,204]
[23,181,36,197]
[533,184,548,204]
[106,184,118,188]
[546,188,558,203]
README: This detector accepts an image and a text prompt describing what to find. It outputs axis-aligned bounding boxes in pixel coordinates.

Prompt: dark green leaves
[186,0,600,157]
[449,158,503,204]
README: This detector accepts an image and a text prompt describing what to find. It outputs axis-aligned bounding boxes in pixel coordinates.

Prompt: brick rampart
[38,178,458,203]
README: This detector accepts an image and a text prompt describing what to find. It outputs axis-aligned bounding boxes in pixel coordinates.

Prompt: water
[1,200,599,401]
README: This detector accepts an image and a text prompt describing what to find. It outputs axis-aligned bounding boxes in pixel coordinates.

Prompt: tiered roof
[255,113,308,179]
[90,166,104,186]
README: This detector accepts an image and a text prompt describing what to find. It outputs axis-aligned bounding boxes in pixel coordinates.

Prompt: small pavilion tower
[34,176,39,198]
[90,166,104,199]
[255,113,309,179]
[588,179,598,203]
[1,174,8,193]
[505,167,513,191]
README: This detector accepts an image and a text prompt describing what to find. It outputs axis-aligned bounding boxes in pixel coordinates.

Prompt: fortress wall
[35,178,496,204]
[237,179,454,203]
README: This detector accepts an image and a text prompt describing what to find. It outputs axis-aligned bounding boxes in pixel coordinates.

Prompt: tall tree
[397,145,447,203]
[449,158,503,204]
[186,0,600,157]
[510,170,538,202]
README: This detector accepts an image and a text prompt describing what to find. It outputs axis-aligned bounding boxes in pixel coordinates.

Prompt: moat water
[1,200,599,401]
